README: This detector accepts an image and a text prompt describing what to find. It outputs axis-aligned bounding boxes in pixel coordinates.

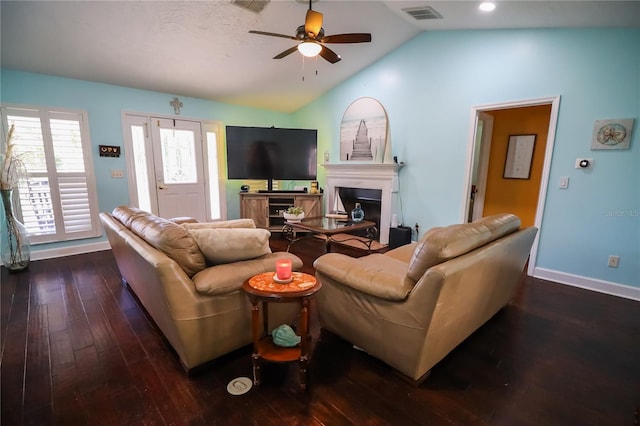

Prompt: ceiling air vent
[402,6,443,20]
[231,0,270,14]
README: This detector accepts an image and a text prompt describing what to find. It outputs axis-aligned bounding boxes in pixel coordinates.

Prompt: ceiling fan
[248,0,372,64]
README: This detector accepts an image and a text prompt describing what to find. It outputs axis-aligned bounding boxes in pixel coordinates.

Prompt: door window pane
[160,129,197,184]
[131,125,151,212]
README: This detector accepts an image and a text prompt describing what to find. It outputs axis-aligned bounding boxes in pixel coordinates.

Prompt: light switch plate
[559,176,569,189]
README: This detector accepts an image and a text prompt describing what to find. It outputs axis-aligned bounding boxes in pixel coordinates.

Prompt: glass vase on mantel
[1,189,30,271]
[351,202,365,222]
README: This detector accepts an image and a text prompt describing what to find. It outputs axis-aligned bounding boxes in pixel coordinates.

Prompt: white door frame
[121,111,227,221]
[470,112,494,221]
[461,96,561,276]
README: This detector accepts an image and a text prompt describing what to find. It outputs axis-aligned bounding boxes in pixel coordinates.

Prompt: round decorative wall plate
[590,118,634,150]
[596,123,626,145]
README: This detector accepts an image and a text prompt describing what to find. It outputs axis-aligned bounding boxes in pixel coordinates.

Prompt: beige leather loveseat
[314,213,537,383]
[100,206,302,371]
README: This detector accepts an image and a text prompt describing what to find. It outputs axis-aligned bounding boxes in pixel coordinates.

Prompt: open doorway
[463,96,560,275]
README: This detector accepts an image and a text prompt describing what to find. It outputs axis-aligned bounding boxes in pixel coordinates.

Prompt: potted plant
[1,124,31,271]
[283,206,304,222]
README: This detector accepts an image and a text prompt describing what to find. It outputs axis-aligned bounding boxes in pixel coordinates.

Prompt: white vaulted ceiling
[2,1,639,113]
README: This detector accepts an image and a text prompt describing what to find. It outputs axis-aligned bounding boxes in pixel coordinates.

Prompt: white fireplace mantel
[322,163,404,245]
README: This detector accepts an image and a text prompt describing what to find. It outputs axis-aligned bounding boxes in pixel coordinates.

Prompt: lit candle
[275,258,292,281]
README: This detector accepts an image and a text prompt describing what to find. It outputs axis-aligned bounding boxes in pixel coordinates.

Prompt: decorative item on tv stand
[1,124,31,272]
[283,206,305,223]
[351,203,364,222]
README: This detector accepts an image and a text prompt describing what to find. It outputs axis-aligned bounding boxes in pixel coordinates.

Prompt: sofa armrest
[169,216,199,224]
[313,253,414,301]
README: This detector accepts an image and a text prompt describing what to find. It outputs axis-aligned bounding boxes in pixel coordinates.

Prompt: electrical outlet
[607,255,619,268]
[110,169,124,178]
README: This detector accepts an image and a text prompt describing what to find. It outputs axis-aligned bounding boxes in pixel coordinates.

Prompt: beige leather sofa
[100,206,302,371]
[313,213,537,383]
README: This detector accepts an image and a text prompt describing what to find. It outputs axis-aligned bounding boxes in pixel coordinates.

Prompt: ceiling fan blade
[319,45,341,64]
[321,33,372,44]
[273,45,299,60]
[249,30,297,41]
[305,9,323,38]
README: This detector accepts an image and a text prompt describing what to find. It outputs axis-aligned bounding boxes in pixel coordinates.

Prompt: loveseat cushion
[113,206,207,277]
[473,213,521,240]
[407,224,492,283]
[189,227,272,265]
[407,214,522,283]
[314,253,414,301]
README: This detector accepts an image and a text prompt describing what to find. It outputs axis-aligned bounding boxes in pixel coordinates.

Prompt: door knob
[158,185,166,190]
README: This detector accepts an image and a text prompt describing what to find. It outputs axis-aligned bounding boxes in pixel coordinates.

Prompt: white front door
[150,118,207,221]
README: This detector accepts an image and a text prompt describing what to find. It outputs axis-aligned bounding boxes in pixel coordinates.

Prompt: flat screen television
[226,125,318,191]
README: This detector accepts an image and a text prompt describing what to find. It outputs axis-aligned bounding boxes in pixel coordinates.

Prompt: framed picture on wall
[504,134,536,179]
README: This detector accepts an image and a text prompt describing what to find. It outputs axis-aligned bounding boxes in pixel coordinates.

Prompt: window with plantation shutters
[1,106,100,244]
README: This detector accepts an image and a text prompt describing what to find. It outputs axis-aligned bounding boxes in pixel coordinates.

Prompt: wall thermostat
[575,158,594,169]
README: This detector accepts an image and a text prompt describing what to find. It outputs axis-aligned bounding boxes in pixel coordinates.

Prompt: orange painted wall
[483,105,551,227]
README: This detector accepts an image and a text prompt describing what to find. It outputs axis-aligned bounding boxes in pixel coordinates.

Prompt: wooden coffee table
[283,216,377,253]
[242,272,321,391]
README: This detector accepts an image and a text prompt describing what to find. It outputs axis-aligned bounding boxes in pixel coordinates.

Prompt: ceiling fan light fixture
[298,41,322,57]
[479,2,496,12]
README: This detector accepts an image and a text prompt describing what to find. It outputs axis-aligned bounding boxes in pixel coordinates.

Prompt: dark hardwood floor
[2,235,639,425]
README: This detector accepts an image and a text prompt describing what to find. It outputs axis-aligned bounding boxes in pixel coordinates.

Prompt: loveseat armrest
[383,242,417,263]
[313,253,415,301]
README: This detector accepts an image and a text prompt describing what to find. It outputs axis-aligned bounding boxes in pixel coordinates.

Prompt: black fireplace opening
[337,187,382,239]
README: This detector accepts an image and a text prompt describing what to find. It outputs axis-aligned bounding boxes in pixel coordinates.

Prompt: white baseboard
[533,267,640,301]
[30,241,111,262]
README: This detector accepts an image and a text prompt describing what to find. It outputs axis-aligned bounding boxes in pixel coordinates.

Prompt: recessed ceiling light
[479,2,496,12]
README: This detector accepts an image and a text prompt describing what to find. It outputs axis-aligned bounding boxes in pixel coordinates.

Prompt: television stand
[239,192,323,233]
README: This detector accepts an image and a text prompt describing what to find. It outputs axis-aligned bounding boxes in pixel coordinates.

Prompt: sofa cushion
[112,205,151,228]
[193,252,302,295]
[189,228,271,265]
[182,219,256,230]
[120,208,207,277]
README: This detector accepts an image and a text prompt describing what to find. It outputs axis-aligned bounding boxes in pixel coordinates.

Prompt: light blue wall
[1,70,294,249]
[293,28,640,288]
[2,27,639,288]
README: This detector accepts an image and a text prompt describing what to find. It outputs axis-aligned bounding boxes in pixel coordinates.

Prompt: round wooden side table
[242,271,321,391]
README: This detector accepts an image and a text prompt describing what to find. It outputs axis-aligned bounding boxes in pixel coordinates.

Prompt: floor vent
[231,0,270,14]
[402,6,443,20]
